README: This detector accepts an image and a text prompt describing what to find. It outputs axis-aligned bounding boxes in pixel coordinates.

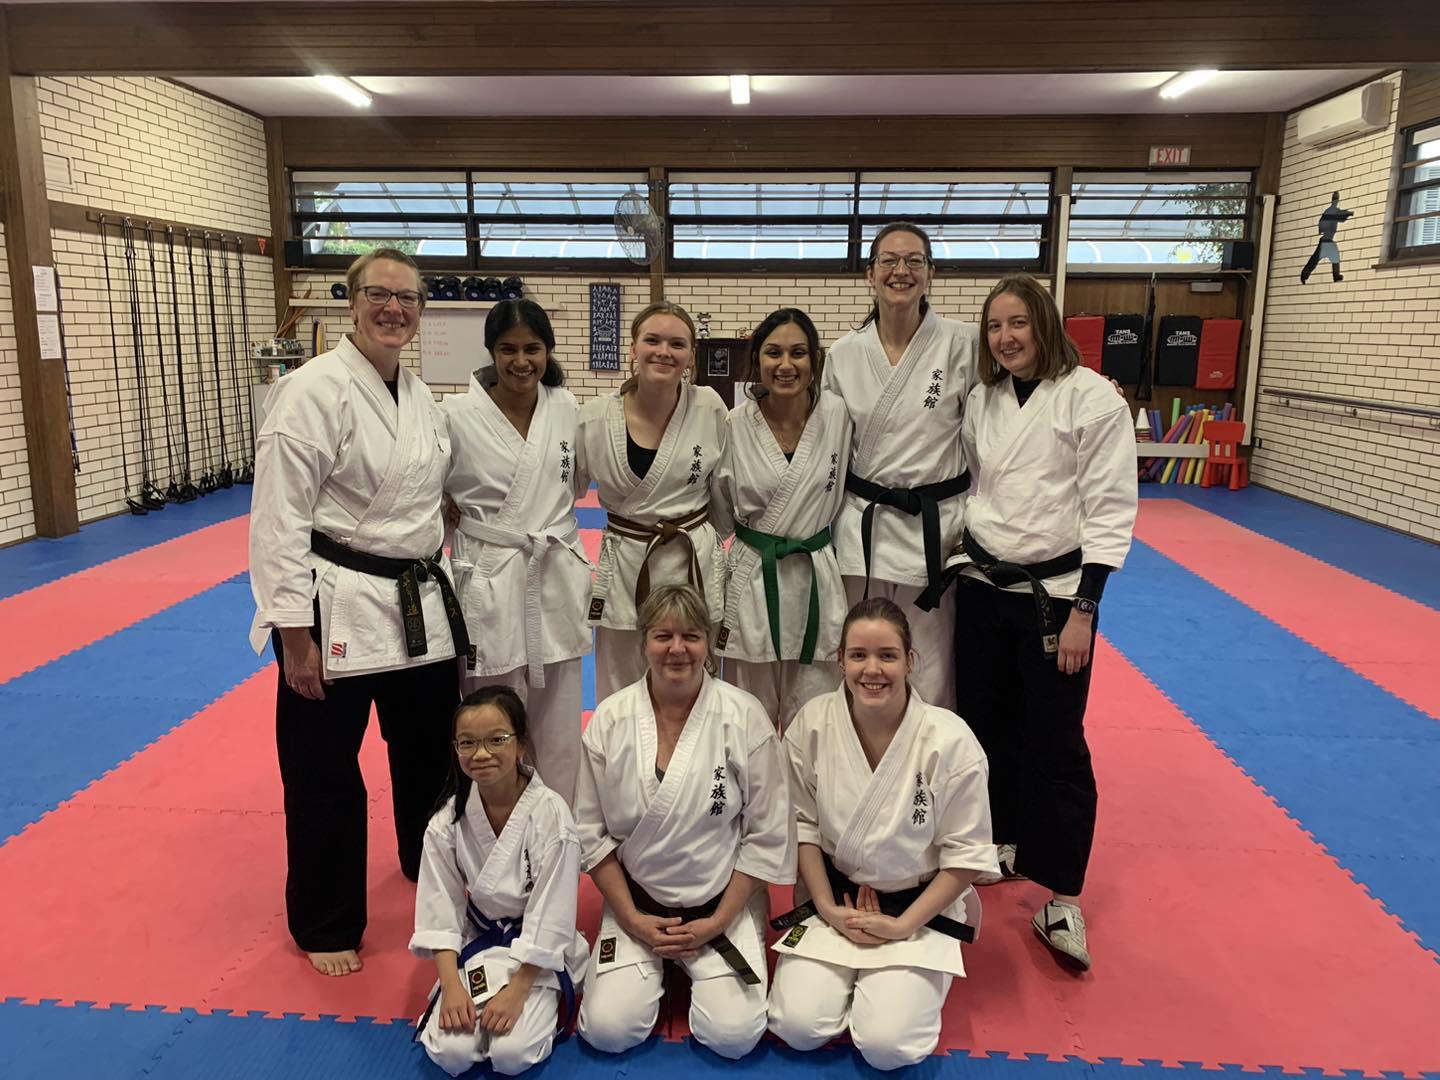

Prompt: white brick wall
[0,76,274,536]
[289,271,1021,407]
[1253,72,1440,543]
[0,224,39,546]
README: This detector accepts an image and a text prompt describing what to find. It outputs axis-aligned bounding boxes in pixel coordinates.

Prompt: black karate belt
[843,470,969,612]
[414,902,577,1043]
[605,506,710,611]
[310,530,470,660]
[958,529,1082,657]
[769,852,975,944]
[624,872,762,985]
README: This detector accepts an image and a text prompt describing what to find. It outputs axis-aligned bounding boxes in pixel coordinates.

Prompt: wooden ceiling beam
[5,0,1436,78]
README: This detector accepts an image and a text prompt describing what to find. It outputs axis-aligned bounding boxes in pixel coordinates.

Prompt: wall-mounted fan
[615,185,665,266]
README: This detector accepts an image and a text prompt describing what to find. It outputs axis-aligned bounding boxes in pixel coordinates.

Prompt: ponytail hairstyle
[484,298,565,387]
[619,300,698,395]
[860,221,934,329]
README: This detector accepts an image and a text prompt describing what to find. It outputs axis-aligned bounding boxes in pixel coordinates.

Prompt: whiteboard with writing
[420,309,491,386]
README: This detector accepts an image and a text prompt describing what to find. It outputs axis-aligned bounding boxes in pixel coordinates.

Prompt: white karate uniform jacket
[823,311,980,588]
[575,384,728,630]
[412,771,589,1009]
[956,366,1138,596]
[711,391,853,663]
[574,674,796,982]
[249,336,456,677]
[442,373,593,684]
[775,687,997,976]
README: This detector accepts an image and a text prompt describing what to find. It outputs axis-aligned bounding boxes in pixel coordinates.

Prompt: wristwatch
[1072,597,1098,616]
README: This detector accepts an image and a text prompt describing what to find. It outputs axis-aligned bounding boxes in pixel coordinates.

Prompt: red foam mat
[4,643,1440,1073]
[1134,499,1440,720]
[0,517,251,684]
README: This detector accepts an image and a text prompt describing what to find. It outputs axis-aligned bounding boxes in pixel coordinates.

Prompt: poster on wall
[589,283,622,371]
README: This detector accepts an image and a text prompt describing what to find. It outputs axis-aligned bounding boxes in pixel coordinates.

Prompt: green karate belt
[733,521,832,665]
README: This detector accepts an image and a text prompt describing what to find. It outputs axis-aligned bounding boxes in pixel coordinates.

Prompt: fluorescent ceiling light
[730,74,751,106]
[1158,69,1218,100]
[314,75,373,109]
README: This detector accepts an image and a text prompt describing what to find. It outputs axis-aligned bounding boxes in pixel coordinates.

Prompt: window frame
[1388,118,1440,264]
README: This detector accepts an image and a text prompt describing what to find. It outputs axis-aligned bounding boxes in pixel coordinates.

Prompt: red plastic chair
[1201,419,1249,490]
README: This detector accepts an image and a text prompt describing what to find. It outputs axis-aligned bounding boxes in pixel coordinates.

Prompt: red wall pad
[1064,316,1105,373]
[1196,318,1241,390]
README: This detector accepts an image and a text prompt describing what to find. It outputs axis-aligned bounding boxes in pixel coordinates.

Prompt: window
[1067,172,1252,269]
[290,170,649,270]
[1390,120,1440,261]
[667,171,1052,271]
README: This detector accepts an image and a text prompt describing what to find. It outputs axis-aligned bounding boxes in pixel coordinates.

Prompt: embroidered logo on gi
[523,848,535,893]
[598,937,617,965]
[923,368,944,410]
[330,642,347,659]
[781,924,808,949]
[911,770,929,826]
[687,444,704,485]
[708,765,727,817]
[467,966,489,998]
[716,624,730,651]
[466,644,477,671]
[824,451,839,493]
[559,439,572,485]
[588,597,605,621]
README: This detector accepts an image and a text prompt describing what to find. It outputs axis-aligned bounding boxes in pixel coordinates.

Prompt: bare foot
[307,949,363,977]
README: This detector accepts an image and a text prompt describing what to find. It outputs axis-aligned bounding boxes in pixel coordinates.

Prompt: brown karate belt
[605,505,710,609]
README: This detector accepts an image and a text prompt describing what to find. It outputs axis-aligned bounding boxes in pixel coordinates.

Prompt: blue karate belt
[414,901,577,1042]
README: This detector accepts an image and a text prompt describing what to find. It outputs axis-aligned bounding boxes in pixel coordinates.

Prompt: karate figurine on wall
[1300,191,1353,284]
[697,312,712,339]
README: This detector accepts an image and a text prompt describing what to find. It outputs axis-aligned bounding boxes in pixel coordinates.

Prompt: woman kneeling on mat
[411,686,589,1077]
[768,597,996,1071]
[574,584,795,1059]
[950,273,1137,970]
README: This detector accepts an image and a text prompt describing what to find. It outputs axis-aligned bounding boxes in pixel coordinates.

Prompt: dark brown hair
[839,596,913,657]
[977,273,1079,386]
[860,222,933,328]
[744,307,824,411]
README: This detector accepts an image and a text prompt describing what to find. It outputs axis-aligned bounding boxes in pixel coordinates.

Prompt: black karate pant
[273,626,458,953]
[953,579,1098,897]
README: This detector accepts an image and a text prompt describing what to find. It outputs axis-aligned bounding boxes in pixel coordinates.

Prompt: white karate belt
[455,516,581,688]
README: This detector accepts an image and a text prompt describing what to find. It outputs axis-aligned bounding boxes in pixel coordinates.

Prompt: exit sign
[1149,145,1192,166]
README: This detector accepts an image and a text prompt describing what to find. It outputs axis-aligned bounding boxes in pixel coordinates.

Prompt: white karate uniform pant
[593,627,647,704]
[768,954,952,1071]
[844,577,956,711]
[578,962,768,1060]
[722,658,841,734]
[419,984,561,1077]
[463,658,583,807]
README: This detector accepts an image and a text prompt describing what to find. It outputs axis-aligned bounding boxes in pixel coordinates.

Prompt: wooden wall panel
[1398,68,1440,129]
[278,113,1274,172]
[7,1,1437,77]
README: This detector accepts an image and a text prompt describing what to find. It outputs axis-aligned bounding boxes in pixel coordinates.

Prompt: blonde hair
[637,583,717,674]
[620,301,698,394]
[977,273,1078,386]
[345,248,425,306]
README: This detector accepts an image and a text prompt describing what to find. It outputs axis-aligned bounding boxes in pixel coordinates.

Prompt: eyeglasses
[873,254,930,272]
[357,285,424,309]
[454,733,518,756]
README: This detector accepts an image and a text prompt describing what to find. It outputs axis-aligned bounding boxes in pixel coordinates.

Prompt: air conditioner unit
[1295,82,1393,147]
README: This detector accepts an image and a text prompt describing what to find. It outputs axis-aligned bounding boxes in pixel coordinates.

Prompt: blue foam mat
[0,487,252,600]
[0,575,268,841]
[1140,486,1440,610]
[1102,542,1440,951]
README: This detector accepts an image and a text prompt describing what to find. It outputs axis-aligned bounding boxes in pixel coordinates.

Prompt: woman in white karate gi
[575,302,728,701]
[443,299,591,806]
[411,686,590,1076]
[250,248,464,977]
[824,222,980,712]
[950,274,1137,971]
[712,307,852,731]
[767,597,996,1070]
[574,584,795,1059]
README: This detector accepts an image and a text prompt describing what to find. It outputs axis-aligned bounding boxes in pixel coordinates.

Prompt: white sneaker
[1032,900,1091,971]
[977,843,1024,886]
